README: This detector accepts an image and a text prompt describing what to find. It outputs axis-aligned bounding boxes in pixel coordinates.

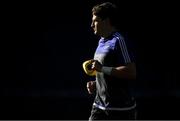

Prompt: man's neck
[102,27,117,39]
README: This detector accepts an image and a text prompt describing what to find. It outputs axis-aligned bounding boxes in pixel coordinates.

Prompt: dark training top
[93,31,136,111]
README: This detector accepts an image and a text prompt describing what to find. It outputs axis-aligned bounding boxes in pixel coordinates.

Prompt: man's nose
[91,23,94,28]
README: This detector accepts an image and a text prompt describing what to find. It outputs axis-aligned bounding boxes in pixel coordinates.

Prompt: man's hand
[87,81,96,94]
[91,60,102,72]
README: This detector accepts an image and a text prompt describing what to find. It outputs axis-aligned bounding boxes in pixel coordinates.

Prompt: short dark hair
[92,2,119,26]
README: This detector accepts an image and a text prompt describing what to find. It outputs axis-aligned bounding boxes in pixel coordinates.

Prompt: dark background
[1,0,178,120]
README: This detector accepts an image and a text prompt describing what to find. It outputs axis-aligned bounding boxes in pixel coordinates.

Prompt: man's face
[91,14,107,36]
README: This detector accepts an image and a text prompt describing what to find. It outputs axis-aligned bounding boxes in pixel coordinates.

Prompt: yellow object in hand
[82,60,96,76]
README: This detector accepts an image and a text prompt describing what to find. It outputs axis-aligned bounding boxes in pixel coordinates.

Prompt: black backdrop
[1,0,178,120]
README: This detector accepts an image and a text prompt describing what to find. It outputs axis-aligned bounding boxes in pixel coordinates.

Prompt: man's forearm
[101,63,136,80]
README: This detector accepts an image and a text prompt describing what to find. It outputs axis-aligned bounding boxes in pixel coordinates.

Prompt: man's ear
[104,18,112,26]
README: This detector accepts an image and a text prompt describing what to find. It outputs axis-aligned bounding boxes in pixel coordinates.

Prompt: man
[86,2,137,120]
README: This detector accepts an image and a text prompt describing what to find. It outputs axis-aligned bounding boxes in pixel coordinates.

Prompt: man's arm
[92,60,136,80]
[111,62,136,80]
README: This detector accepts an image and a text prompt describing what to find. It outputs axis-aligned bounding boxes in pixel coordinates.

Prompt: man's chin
[94,31,98,35]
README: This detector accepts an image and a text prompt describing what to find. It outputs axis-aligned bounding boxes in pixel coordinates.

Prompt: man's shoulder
[112,31,125,41]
